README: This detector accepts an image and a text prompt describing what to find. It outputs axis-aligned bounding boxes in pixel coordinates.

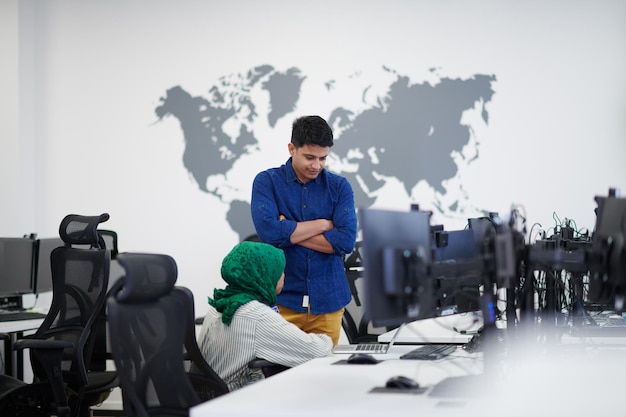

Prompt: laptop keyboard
[355,343,388,353]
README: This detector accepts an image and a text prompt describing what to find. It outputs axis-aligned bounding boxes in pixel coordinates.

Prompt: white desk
[0,318,44,334]
[192,344,482,417]
[191,335,626,417]
[0,318,45,379]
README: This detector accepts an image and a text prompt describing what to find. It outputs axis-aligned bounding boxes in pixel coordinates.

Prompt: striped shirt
[197,301,333,391]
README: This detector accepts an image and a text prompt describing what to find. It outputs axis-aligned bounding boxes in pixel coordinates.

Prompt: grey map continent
[331,73,495,197]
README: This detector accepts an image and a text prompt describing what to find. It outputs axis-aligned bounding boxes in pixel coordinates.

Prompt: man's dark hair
[291,115,334,148]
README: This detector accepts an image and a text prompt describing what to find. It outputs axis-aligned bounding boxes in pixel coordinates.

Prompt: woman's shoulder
[237,300,280,318]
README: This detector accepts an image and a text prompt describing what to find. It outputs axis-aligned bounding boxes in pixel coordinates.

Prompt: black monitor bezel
[34,237,65,294]
[432,228,483,315]
[0,237,38,298]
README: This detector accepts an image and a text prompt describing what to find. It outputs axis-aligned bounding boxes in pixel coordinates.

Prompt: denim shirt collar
[285,157,323,185]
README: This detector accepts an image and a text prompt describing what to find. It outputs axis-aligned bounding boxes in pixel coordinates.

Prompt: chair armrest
[11,337,74,416]
[247,358,276,368]
[248,358,290,378]
[13,338,74,351]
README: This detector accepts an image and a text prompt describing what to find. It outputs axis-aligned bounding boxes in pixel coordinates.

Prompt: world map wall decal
[155,65,497,240]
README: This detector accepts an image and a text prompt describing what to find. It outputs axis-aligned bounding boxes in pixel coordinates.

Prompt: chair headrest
[59,213,110,246]
[116,253,178,303]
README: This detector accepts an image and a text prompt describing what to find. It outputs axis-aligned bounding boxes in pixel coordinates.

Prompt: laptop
[332,323,404,354]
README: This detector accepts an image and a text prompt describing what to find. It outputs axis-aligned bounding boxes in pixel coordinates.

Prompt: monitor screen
[0,237,37,298]
[360,207,435,328]
[432,229,482,315]
[34,237,65,294]
[433,229,477,262]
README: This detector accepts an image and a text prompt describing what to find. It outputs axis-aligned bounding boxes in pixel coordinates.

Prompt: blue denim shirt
[251,158,357,314]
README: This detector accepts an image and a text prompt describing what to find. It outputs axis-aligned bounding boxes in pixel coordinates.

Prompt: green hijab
[209,241,286,325]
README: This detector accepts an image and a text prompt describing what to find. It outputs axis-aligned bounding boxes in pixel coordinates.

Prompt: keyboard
[355,343,388,353]
[332,343,389,354]
[400,344,457,360]
[0,310,47,322]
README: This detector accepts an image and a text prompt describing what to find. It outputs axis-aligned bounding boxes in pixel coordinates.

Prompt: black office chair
[108,252,229,417]
[0,213,118,417]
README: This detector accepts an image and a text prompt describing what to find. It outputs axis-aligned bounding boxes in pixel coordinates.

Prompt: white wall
[2,0,626,318]
[1,0,35,236]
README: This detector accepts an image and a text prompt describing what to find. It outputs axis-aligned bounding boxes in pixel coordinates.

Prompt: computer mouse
[346,353,379,364]
[385,375,420,389]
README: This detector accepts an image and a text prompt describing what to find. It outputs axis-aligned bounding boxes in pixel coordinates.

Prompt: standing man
[251,115,357,345]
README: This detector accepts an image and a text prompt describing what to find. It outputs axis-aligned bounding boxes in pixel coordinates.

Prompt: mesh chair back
[109,253,227,417]
[178,286,229,402]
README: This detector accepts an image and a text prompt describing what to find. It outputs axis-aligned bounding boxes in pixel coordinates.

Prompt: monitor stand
[428,291,502,398]
[0,296,23,310]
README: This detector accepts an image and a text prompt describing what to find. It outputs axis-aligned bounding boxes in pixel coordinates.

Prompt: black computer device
[432,228,482,315]
[359,207,435,328]
[34,237,65,294]
[588,191,626,310]
[432,229,476,262]
[468,215,497,254]
[0,237,37,308]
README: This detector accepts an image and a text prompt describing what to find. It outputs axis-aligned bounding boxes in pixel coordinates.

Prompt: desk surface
[191,336,626,417]
[1,318,44,379]
[0,318,44,334]
[192,344,481,417]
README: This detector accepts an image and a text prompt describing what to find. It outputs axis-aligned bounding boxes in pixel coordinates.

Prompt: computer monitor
[98,229,118,259]
[0,237,37,300]
[433,229,477,262]
[34,237,65,294]
[359,207,435,328]
[468,216,497,254]
[589,192,626,309]
[432,229,482,315]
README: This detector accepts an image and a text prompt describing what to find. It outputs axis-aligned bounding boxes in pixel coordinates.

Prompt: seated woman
[197,241,333,391]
